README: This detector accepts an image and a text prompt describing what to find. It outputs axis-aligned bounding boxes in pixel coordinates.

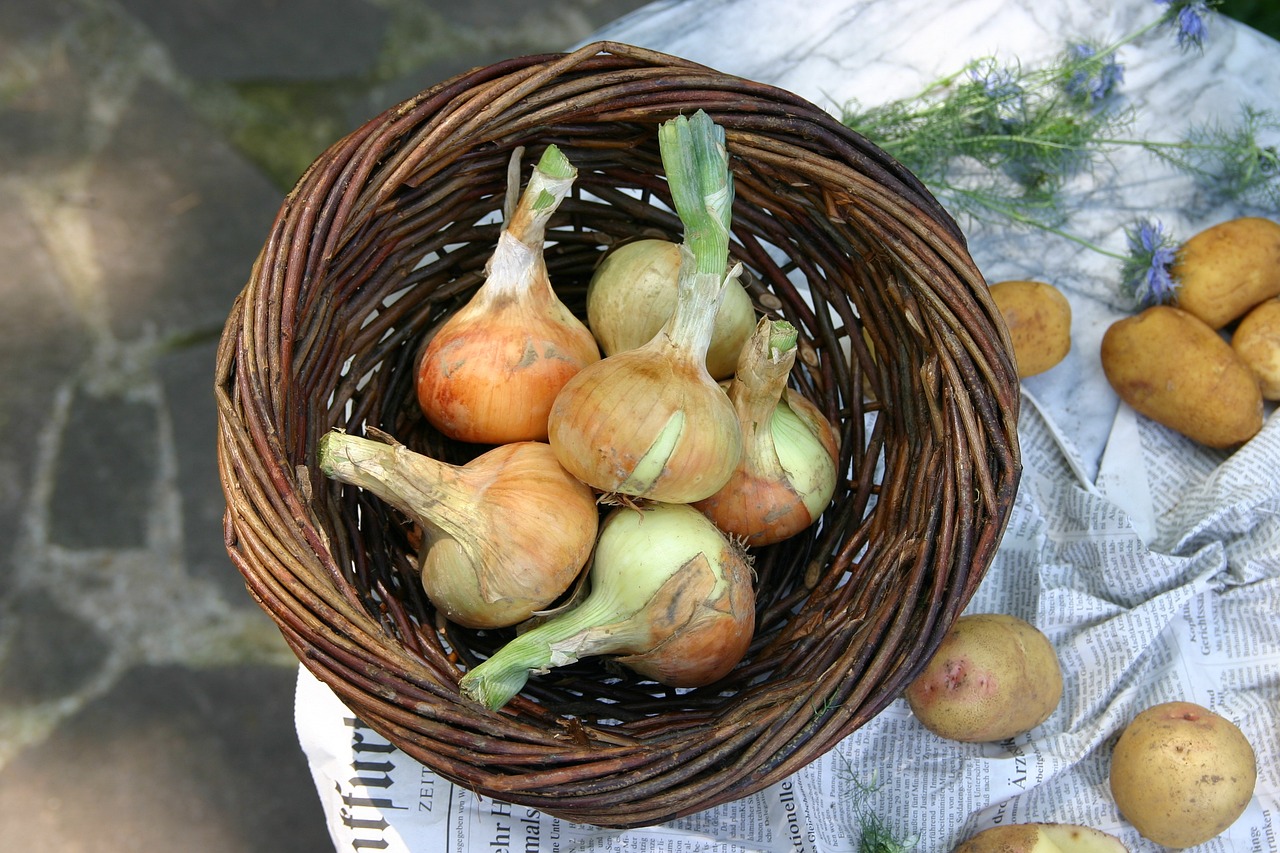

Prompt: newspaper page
[296,668,822,853]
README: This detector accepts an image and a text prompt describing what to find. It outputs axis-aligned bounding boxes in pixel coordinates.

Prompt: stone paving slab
[116,0,390,82]
[87,77,284,342]
[0,186,91,574]
[0,664,331,853]
[158,338,255,609]
[0,0,649,850]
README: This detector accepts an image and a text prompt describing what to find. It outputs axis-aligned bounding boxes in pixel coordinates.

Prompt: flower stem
[941,185,1128,260]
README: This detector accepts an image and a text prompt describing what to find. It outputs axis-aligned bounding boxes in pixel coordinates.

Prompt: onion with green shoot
[548,111,743,503]
[458,501,756,711]
[415,144,600,444]
[694,317,840,545]
[317,430,598,629]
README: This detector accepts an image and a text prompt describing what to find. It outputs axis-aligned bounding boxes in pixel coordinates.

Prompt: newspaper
[296,382,1280,852]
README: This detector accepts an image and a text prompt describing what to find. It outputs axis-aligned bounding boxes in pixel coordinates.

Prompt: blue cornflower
[1154,0,1218,51]
[968,59,1026,130]
[1122,219,1180,307]
[969,60,1022,102]
[1064,43,1124,103]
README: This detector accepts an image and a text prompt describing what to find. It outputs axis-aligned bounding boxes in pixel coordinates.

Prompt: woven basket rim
[214,40,1021,827]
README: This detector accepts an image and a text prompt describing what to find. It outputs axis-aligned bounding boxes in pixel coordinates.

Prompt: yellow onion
[415,145,599,444]
[317,431,598,629]
[694,318,839,545]
[548,111,743,503]
[458,502,756,710]
[587,237,756,379]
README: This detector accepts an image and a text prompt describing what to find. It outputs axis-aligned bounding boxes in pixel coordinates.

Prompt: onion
[547,111,743,503]
[586,237,756,379]
[317,430,598,629]
[458,502,756,710]
[415,145,600,444]
[694,317,840,545]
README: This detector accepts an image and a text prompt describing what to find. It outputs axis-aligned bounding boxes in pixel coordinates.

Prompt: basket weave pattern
[215,42,1020,827]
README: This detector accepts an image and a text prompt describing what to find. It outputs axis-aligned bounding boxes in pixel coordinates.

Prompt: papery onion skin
[317,432,598,629]
[696,390,839,546]
[586,503,755,687]
[547,339,742,503]
[416,290,599,444]
[457,502,756,710]
[587,238,756,379]
[614,547,756,686]
[693,466,812,547]
[772,390,840,516]
[416,440,598,628]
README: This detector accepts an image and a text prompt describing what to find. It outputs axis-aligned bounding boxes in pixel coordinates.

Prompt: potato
[989,279,1073,378]
[952,824,1128,853]
[905,614,1062,743]
[1173,216,1280,329]
[1100,305,1263,448]
[1232,297,1280,399]
[1109,701,1257,848]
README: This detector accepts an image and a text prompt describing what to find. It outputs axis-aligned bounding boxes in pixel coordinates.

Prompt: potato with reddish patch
[905,613,1062,743]
[1109,701,1257,849]
[952,823,1129,853]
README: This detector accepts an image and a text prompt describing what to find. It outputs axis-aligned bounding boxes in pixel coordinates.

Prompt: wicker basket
[215,41,1020,827]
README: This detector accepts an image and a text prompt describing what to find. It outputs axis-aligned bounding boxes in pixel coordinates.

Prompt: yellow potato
[1174,216,1280,329]
[905,614,1062,743]
[1100,305,1263,448]
[989,279,1072,378]
[952,824,1129,853]
[1109,701,1257,849]
[1232,297,1280,399]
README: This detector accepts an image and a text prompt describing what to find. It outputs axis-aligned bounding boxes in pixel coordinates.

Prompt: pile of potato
[990,216,1280,449]
[902,614,1258,851]
[1103,217,1280,448]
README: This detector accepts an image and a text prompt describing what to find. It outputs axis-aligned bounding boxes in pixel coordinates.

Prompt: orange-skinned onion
[415,145,599,444]
[694,318,839,545]
[547,111,743,503]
